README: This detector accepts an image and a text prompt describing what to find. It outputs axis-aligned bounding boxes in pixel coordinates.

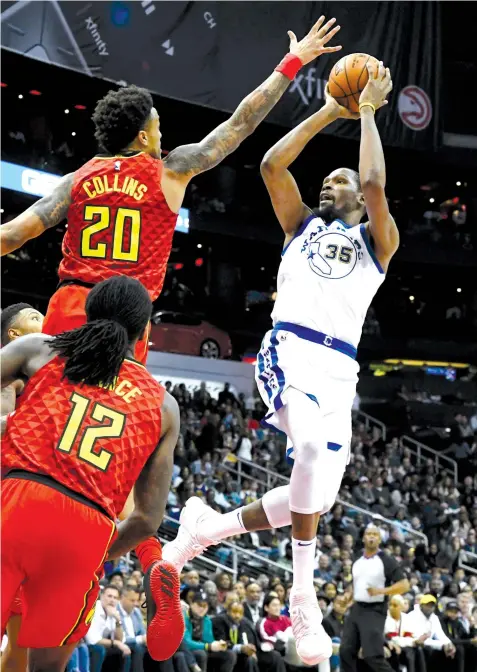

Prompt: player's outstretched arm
[0,333,54,387]
[163,17,341,185]
[0,173,74,256]
[107,393,180,559]
[260,86,354,236]
[358,62,399,270]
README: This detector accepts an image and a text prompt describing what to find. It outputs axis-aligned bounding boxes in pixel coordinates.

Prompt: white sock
[291,537,316,591]
[199,507,246,542]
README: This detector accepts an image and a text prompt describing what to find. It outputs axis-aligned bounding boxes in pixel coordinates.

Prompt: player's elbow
[260,156,279,176]
[393,579,410,595]
[361,174,385,194]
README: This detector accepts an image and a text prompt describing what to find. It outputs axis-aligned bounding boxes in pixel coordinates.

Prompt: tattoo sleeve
[1,173,74,255]
[165,72,291,177]
[31,172,74,229]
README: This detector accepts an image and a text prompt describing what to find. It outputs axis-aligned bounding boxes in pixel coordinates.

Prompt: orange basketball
[328,53,380,113]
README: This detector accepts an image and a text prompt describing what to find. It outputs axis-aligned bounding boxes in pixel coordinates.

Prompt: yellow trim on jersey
[59,519,116,646]
[94,152,146,160]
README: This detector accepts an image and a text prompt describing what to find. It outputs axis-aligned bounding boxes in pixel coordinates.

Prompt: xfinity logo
[85,17,108,56]
[289,67,327,105]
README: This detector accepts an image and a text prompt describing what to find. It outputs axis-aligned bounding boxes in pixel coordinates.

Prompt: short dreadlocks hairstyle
[92,85,154,155]
[1,303,33,346]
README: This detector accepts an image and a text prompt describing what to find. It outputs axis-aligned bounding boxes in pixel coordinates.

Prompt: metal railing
[222,456,428,548]
[401,435,458,483]
[355,410,458,484]
[458,549,477,576]
[355,410,387,441]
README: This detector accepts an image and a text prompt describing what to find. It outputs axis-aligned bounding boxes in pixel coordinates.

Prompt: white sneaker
[162,497,220,572]
[289,589,332,666]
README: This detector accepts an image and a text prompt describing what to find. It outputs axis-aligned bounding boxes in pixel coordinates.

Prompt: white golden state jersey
[271,214,385,348]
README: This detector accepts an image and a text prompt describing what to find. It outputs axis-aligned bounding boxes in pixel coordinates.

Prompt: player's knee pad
[317,467,343,515]
[262,486,292,529]
[289,440,326,514]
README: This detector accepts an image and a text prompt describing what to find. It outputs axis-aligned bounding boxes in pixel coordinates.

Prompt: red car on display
[149,311,232,359]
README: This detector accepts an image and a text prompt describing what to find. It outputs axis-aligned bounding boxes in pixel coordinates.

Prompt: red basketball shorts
[43,284,150,365]
[2,586,24,635]
[1,478,116,647]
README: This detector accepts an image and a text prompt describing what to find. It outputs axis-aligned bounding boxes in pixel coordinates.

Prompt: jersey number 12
[57,392,126,471]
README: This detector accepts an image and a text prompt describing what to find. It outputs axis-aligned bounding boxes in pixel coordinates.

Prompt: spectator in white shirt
[236,432,253,462]
[117,586,146,672]
[384,595,424,672]
[85,585,131,672]
[407,594,456,670]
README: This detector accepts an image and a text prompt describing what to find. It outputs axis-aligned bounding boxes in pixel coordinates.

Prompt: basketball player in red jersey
[0,16,341,654]
[1,276,182,670]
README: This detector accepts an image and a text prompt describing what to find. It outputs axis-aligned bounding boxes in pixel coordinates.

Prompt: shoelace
[291,604,321,641]
[176,526,207,561]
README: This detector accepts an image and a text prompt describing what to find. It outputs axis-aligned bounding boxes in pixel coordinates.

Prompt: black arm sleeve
[379,552,405,585]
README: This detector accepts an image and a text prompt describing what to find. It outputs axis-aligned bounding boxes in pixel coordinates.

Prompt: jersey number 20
[57,392,126,471]
[81,205,141,262]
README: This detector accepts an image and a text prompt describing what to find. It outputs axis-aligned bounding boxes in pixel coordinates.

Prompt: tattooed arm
[164,72,291,181]
[0,173,74,256]
[163,17,341,184]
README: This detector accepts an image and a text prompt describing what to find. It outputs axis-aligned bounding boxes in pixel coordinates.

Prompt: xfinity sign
[289,67,328,105]
[1,161,190,233]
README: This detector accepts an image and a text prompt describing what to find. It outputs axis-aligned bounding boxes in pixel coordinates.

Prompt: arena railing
[355,410,387,441]
[458,549,477,576]
[355,410,458,484]
[222,456,428,548]
[400,435,458,484]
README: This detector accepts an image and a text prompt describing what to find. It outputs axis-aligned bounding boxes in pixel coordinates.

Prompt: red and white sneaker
[290,588,332,665]
[144,559,184,661]
[162,496,220,572]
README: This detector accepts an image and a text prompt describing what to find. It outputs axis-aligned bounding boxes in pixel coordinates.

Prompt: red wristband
[275,53,303,80]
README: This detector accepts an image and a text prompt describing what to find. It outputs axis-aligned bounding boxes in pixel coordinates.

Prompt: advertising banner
[1,1,440,148]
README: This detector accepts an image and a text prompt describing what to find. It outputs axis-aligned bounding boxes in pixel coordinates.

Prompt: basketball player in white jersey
[163,62,396,665]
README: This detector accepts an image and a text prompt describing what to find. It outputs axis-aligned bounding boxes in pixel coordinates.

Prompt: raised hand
[359,61,392,110]
[288,16,342,65]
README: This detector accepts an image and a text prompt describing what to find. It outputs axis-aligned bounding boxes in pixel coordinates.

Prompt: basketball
[328,53,380,114]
